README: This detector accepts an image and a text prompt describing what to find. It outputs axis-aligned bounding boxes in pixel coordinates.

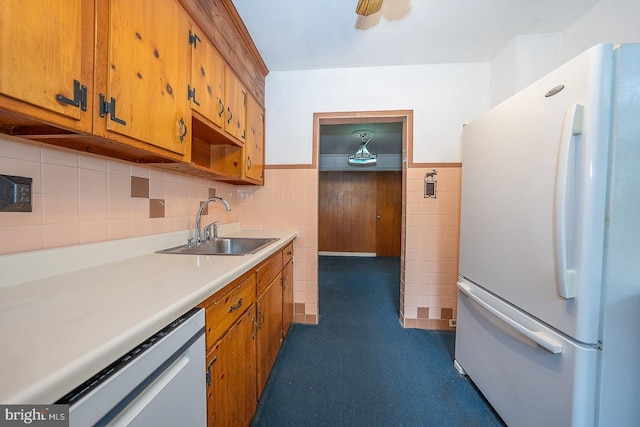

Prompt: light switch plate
[0,174,32,212]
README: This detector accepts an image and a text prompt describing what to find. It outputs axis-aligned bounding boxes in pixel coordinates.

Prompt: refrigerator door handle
[553,103,584,300]
[457,281,564,354]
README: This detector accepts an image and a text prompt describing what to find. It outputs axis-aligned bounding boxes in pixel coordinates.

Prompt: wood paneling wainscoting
[318,171,401,256]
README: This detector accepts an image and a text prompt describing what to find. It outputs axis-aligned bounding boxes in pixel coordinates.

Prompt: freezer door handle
[457,281,564,354]
[553,103,584,299]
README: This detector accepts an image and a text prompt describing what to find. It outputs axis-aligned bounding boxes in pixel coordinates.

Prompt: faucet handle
[187,237,199,248]
[203,221,220,242]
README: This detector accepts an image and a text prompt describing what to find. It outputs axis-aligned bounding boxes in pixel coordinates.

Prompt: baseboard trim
[318,251,376,257]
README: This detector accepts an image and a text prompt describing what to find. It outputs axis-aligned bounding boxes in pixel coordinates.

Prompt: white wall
[490,0,640,106]
[490,34,560,106]
[561,0,640,62]
[265,63,490,164]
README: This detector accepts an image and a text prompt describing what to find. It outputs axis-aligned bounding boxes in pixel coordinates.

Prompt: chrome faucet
[191,197,231,246]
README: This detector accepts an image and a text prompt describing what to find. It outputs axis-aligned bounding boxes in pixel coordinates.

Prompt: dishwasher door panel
[65,309,206,427]
[107,333,206,427]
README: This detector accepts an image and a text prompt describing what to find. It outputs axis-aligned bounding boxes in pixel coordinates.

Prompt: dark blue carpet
[251,256,505,427]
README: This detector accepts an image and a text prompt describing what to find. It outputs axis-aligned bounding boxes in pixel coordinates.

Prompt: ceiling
[232,0,599,157]
[232,0,599,72]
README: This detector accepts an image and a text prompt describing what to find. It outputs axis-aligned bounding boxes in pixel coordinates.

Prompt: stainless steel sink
[157,237,278,256]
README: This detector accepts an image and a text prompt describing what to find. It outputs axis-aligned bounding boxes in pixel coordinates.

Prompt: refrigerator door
[455,279,599,427]
[597,43,640,426]
[459,44,614,343]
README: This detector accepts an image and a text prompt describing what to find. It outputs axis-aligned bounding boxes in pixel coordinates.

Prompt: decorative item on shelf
[349,130,377,166]
[356,0,384,16]
[424,169,438,198]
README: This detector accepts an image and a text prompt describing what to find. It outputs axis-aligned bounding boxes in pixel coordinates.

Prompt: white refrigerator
[454,43,640,427]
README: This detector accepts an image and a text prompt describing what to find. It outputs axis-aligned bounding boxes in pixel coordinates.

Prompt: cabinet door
[282,259,294,339]
[207,307,257,427]
[0,0,93,132]
[189,25,225,128]
[245,95,265,183]
[256,274,283,398]
[223,68,247,143]
[102,0,191,156]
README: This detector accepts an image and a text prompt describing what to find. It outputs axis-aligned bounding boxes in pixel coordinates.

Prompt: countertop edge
[0,228,297,404]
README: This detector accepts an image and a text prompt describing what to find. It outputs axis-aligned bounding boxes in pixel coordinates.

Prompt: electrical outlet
[449,319,457,327]
[0,174,32,212]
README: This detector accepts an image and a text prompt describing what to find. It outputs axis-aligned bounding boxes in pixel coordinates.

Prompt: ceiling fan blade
[356,0,383,16]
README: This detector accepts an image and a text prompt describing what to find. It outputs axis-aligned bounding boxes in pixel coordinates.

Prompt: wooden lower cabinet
[199,242,295,426]
[206,307,257,427]
[282,259,294,339]
[256,272,283,398]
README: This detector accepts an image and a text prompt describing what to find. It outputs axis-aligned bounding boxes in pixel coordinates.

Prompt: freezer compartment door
[454,279,598,427]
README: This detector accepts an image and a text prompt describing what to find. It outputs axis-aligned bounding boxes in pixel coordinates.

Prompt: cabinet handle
[227,107,233,124]
[228,297,243,313]
[252,316,258,340]
[206,356,217,386]
[247,156,252,170]
[177,117,187,142]
[218,99,224,117]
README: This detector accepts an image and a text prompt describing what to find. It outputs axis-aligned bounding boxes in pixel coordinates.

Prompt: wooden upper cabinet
[0,0,94,133]
[1,0,267,184]
[188,25,225,129]
[223,68,247,144]
[245,94,265,183]
[96,0,191,157]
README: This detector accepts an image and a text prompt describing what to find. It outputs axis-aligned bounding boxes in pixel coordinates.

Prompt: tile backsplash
[0,134,235,254]
[0,134,318,324]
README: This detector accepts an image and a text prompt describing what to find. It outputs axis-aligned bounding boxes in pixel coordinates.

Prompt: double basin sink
[157,237,278,256]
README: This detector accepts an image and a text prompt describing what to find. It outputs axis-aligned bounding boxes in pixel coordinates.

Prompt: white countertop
[0,224,297,404]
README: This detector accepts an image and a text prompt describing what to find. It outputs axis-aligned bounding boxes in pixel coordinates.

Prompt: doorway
[314,110,411,259]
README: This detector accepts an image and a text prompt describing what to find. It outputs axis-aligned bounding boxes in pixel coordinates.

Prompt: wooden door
[318,171,377,253]
[245,94,264,183]
[376,171,402,257]
[189,26,225,128]
[282,260,294,338]
[103,0,191,155]
[223,68,247,143]
[256,275,283,398]
[207,307,257,426]
[0,0,94,132]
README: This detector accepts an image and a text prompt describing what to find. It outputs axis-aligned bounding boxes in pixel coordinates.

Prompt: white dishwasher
[57,308,206,427]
